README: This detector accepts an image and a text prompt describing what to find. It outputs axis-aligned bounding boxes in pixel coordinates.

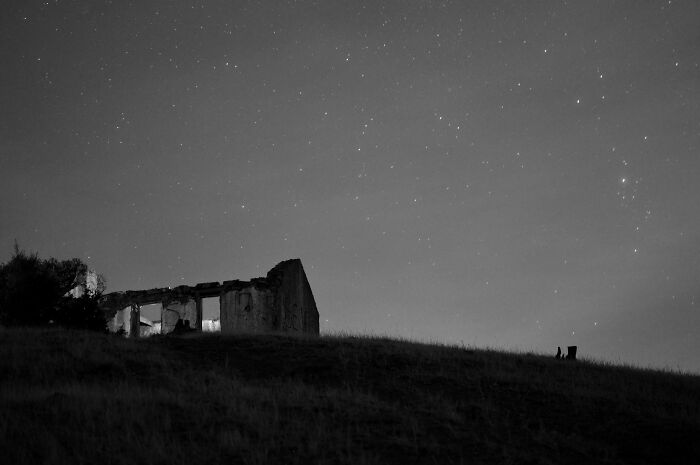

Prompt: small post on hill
[566,346,577,361]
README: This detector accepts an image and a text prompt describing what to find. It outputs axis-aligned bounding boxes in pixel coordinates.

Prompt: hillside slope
[1,328,699,464]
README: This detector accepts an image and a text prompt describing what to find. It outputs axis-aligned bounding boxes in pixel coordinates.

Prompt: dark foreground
[1,328,699,464]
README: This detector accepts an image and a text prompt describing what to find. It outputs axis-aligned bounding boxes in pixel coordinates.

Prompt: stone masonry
[99,259,319,337]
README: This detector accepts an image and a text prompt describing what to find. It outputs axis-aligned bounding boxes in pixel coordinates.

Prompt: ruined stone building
[98,259,319,337]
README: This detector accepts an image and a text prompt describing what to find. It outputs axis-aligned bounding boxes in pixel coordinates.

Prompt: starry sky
[2,0,699,372]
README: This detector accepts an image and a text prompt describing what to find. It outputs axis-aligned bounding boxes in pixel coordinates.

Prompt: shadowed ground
[1,328,698,464]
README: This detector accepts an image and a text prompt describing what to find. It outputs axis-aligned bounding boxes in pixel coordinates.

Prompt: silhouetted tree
[0,242,107,331]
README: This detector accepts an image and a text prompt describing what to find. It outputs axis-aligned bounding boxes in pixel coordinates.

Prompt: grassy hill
[1,328,699,464]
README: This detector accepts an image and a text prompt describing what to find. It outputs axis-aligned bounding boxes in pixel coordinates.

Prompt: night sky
[2,1,699,372]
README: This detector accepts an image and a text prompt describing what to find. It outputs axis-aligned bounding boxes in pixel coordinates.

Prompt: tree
[53,292,108,332]
[0,243,107,331]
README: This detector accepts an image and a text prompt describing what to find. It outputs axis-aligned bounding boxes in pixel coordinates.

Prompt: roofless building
[98,259,319,337]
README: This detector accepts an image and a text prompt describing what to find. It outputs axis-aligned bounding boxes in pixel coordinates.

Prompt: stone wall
[220,286,276,333]
[267,258,320,334]
[99,259,319,337]
[162,299,197,334]
[107,306,133,335]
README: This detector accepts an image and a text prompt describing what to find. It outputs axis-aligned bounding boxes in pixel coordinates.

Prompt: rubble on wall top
[99,258,305,309]
[195,282,220,289]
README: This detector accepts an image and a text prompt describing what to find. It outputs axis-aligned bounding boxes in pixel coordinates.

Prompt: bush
[0,243,107,331]
[53,293,108,332]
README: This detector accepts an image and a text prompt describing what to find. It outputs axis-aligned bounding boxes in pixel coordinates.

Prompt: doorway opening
[139,303,163,336]
[202,297,221,332]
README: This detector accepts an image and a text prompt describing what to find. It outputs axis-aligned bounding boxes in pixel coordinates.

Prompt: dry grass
[1,327,699,464]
